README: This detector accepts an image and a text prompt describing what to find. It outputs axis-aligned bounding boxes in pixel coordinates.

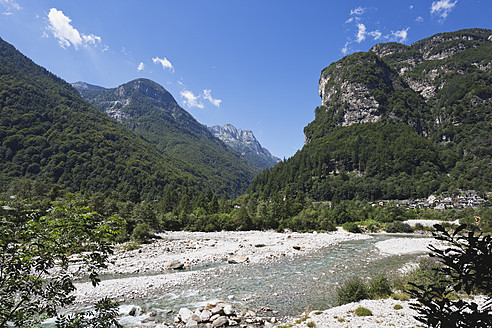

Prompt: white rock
[200,310,212,322]
[223,304,234,315]
[179,308,194,322]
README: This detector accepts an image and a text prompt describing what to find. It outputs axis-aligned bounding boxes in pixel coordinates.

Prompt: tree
[409,224,492,327]
[0,196,121,327]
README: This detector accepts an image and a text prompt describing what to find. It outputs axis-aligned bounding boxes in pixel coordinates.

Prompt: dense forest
[0,37,207,201]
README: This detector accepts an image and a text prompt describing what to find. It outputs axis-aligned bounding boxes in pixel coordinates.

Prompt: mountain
[73,79,261,197]
[0,37,207,201]
[249,28,492,201]
[208,124,280,169]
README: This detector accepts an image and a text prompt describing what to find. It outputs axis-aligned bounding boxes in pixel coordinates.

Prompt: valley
[1,27,491,328]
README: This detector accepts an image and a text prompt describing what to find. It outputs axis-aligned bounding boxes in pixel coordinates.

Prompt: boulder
[179,308,194,322]
[128,306,138,316]
[186,319,198,328]
[210,305,224,315]
[212,316,228,327]
[228,256,248,264]
[223,304,234,316]
[165,260,184,270]
[200,310,212,322]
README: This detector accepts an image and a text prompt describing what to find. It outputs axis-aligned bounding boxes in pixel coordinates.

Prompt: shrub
[394,304,403,310]
[391,292,410,301]
[367,222,381,232]
[354,306,372,317]
[408,224,492,327]
[131,222,154,242]
[336,276,369,305]
[385,221,413,233]
[342,222,361,233]
[306,321,316,327]
[368,273,392,299]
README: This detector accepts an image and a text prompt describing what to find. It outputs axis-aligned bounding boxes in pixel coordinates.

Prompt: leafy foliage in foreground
[0,196,120,327]
[56,298,122,328]
[409,224,492,327]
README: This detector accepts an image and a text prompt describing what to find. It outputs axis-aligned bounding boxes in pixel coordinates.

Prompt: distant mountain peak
[209,124,280,169]
[71,81,106,90]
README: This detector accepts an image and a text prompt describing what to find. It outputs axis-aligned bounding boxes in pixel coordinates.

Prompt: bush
[394,304,403,310]
[342,222,361,233]
[391,292,410,301]
[408,224,492,327]
[385,221,413,233]
[131,222,154,242]
[354,306,372,316]
[368,273,392,299]
[336,276,369,305]
[367,222,381,232]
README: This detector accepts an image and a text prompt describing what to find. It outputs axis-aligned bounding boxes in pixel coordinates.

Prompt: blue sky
[1,0,491,159]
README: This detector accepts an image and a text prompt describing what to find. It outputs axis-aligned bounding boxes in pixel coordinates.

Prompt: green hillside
[248,28,492,202]
[0,37,205,200]
[74,79,260,197]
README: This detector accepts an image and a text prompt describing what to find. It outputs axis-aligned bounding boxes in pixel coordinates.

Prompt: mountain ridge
[208,124,280,169]
[73,78,261,197]
[249,28,492,201]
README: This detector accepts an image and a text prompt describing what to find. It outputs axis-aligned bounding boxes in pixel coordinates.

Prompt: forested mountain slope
[249,28,492,201]
[74,79,260,197]
[0,37,210,200]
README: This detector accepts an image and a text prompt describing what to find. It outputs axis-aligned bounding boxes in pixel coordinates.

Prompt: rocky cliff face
[314,28,492,140]
[209,124,280,169]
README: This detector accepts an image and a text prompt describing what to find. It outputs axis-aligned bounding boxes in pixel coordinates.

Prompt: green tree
[0,197,120,327]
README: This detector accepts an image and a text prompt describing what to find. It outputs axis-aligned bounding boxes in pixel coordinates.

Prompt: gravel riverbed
[70,229,446,327]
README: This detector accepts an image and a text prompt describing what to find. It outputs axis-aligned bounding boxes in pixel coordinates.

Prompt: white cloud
[47,8,102,49]
[416,16,424,22]
[203,89,222,107]
[82,34,101,45]
[152,56,174,72]
[391,28,410,43]
[180,90,204,109]
[47,8,82,48]
[356,23,366,43]
[341,42,349,55]
[350,6,365,15]
[431,0,458,20]
[137,62,145,71]
[1,0,21,14]
[369,30,382,40]
[409,5,414,9]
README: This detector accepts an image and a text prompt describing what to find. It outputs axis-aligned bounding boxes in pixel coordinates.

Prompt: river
[109,235,424,326]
